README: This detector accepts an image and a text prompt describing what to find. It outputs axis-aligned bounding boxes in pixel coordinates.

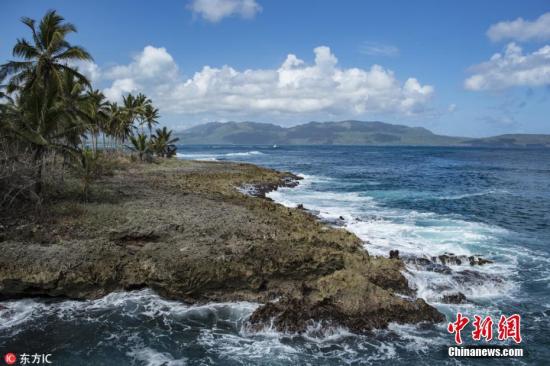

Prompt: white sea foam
[0,289,259,335]
[0,299,50,333]
[176,150,264,161]
[127,348,188,366]
[436,189,509,200]
[225,151,264,156]
[267,174,523,304]
[385,323,448,353]
[176,152,218,161]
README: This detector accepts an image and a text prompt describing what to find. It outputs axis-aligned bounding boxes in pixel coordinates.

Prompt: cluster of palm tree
[123,95,179,161]
[0,10,179,202]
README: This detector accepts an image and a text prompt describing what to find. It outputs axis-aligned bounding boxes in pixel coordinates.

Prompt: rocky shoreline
[0,159,443,332]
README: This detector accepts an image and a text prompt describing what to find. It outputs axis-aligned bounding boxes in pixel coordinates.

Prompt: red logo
[448,313,522,344]
[447,312,470,344]
[4,353,17,365]
[498,314,522,343]
[472,315,494,341]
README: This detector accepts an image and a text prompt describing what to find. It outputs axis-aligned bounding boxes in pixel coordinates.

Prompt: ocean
[1,145,549,365]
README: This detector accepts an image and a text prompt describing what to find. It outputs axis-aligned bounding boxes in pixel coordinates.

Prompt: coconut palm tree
[4,86,81,194]
[121,93,142,131]
[143,104,160,136]
[132,93,152,134]
[84,89,109,155]
[150,127,179,158]
[105,102,122,149]
[70,148,99,202]
[128,133,150,161]
[0,10,92,195]
[0,10,92,94]
[58,71,89,149]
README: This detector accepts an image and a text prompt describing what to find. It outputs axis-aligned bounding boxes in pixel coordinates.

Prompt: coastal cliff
[0,159,443,332]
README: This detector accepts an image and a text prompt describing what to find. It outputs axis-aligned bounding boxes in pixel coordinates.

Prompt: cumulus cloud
[99,46,179,101]
[105,46,178,81]
[97,45,434,120]
[71,60,101,83]
[487,12,550,42]
[359,42,399,57]
[103,78,139,101]
[188,0,261,22]
[464,43,550,91]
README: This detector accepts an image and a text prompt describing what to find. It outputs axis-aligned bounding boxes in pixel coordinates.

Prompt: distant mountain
[176,121,550,147]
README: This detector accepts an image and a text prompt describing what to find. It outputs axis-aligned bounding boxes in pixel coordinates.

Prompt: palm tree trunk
[93,133,98,156]
[61,155,66,182]
[33,147,43,196]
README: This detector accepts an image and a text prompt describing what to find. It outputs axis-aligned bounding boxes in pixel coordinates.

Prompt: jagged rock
[402,256,432,266]
[468,256,493,266]
[431,253,493,266]
[402,256,452,274]
[442,292,468,304]
[389,250,400,259]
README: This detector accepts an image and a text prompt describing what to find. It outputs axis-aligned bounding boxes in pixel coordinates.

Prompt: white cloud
[359,42,399,57]
[487,12,550,42]
[465,43,550,91]
[105,46,178,81]
[98,45,434,120]
[188,0,261,22]
[103,78,139,101]
[448,103,457,112]
[99,46,179,102]
[71,60,101,83]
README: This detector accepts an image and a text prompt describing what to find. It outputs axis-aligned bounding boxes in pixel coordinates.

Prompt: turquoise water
[1,146,549,365]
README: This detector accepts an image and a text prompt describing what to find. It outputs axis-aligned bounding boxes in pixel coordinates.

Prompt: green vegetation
[178,120,550,147]
[0,10,179,207]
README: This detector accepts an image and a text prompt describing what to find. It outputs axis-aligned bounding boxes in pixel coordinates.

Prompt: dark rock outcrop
[441,292,468,304]
[389,250,400,259]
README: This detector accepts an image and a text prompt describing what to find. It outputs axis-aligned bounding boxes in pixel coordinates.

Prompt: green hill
[176,121,550,147]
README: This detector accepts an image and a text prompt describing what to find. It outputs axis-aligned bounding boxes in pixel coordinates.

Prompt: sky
[1,0,549,137]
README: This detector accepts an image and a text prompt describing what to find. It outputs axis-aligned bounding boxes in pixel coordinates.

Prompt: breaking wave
[176,150,265,161]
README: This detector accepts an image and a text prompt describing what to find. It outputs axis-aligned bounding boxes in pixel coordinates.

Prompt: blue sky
[1,0,549,137]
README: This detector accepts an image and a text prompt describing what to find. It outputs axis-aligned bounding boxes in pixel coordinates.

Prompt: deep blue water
[1,145,549,365]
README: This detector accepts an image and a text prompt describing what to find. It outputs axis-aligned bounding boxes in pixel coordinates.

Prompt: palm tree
[133,93,152,134]
[4,86,80,194]
[58,71,89,149]
[143,104,160,136]
[0,10,92,94]
[115,98,137,148]
[128,133,150,161]
[0,10,92,195]
[150,127,179,158]
[84,89,109,155]
[121,93,142,131]
[105,102,122,149]
[70,148,98,202]
[0,76,12,124]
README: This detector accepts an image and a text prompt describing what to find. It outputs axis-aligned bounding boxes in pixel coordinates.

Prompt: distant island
[177,120,550,148]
